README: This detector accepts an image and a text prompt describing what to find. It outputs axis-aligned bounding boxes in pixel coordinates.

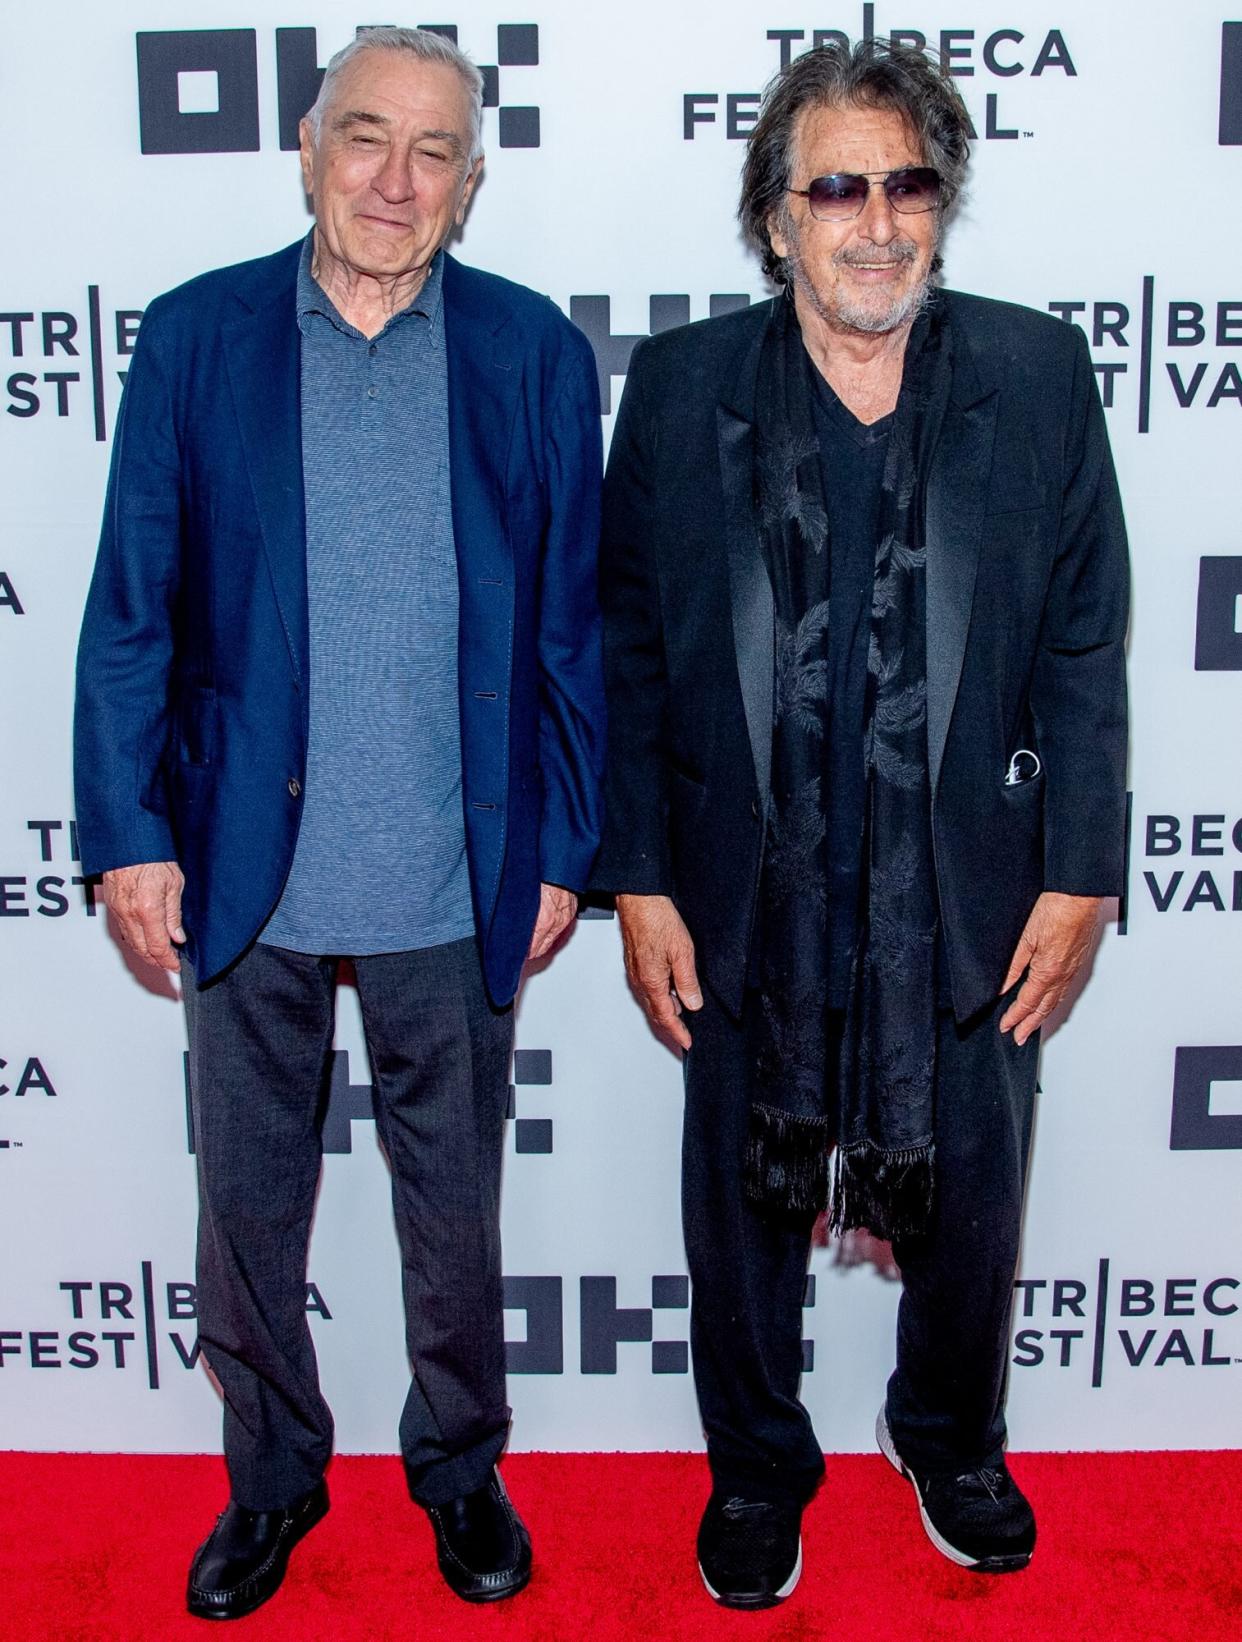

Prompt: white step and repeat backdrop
[2,2,1240,1458]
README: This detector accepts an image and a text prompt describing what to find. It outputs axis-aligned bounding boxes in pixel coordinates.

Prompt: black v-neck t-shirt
[811,370,893,1006]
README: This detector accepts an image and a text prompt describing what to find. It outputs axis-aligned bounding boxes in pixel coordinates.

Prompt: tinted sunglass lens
[806,174,869,219]
[884,168,941,212]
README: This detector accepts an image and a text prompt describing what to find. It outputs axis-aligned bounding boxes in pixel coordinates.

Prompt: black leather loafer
[426,1468,532,1602]
[186,1480,328,1620]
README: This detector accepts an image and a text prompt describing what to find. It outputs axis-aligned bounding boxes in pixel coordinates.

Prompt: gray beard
[828,271,934,335]
[783,224,936,337]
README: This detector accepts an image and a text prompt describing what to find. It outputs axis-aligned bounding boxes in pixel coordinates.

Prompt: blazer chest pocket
[177,686,217,767]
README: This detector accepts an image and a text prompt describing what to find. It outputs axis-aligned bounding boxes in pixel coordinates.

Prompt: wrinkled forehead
[320,47,473,141]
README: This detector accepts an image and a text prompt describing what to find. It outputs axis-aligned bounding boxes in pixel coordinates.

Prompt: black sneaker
[877,1408,1035,1573]
[696,1493,803,1608]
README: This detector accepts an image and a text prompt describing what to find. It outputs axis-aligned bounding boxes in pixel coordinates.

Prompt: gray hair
[740,38,972,285]
[307,26,484,162]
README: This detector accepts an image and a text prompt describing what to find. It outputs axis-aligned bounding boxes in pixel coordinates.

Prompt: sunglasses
[787,166,942,222]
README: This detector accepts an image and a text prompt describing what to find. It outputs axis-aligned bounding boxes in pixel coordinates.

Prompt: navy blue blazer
[75,240,605,1004]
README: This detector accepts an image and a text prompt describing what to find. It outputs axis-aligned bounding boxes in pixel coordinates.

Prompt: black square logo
[1194,556,1242,670]
[498,24,539,66]
[1171,1046,1242,1150]
[136,30,260,155]
[499,106,541,149]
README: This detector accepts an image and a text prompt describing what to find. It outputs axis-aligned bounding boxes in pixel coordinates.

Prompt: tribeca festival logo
[134,22,541,157]
[0,297,142,440]
[1,819,101,923]
[0,1271,679,1384]
[683,4,1078,146]
[1221,21,1242,144]
[183,1045,562,1156]
[1045,283,1242,431]
[0,566,23,619]
[1132,808,1242,919]
[1012,1262,1241,1381]
[0,1052,57,1156]
[0,1268,332,1386]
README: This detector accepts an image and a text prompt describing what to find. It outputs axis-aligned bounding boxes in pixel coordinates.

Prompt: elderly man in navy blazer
[75,26,603,1623]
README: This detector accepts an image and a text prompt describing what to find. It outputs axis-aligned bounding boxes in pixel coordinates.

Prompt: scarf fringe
[744,1102,832,1217]
[829,1140,935,1243]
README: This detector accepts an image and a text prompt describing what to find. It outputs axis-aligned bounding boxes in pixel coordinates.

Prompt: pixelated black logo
[136,22,541,156]
[504,1276,563,1372]
[1195,557,1242,670]
[579,1274,817,1375]
[1170,1046,1242,1150]
[570,294,753,414]
[182,1044,557,1155]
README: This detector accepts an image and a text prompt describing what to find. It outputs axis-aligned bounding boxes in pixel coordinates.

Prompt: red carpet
[5,1450,1239,1641]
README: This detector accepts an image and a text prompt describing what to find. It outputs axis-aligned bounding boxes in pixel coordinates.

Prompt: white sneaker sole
[875,1408,982,1570]
[699,1537,803,1607]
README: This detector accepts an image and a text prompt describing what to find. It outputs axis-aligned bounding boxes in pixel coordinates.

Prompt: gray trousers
[183,936,513,1510]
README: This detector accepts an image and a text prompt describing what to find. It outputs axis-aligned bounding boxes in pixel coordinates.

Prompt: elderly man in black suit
[594,38,1127,1607]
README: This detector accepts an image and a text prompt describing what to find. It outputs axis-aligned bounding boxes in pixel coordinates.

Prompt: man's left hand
[527,883,579,961]
[999,892,1104,1045]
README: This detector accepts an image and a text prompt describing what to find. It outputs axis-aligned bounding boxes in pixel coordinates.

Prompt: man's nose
[856,181,899,245]
[372,145,415,202]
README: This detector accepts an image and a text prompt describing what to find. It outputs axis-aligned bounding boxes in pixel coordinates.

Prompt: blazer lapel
[717,319,775,810]
[443,256,522,590]
[924,343,998,798]
[222,266,306,684]
[442,256,523,927]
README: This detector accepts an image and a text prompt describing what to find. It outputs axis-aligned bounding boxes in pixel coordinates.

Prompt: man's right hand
[615,893,703,1051]
[102,861,186,972]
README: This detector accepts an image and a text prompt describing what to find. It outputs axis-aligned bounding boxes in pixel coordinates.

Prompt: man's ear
[455,154,484,226]
[298,118,316,200]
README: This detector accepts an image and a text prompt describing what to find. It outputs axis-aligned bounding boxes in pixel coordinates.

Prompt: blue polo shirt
[262,235,474,955]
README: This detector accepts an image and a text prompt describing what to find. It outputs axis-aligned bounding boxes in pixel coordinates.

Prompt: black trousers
[683,984,1038,1505]
[183,937,513,1511]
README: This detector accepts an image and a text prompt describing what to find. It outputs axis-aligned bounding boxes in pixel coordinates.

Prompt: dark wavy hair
[740,38,972,284]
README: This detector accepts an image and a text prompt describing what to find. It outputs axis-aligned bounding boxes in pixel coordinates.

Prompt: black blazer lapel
[717,320,775,810]
[222,273,307,684]
[925,354,998,798]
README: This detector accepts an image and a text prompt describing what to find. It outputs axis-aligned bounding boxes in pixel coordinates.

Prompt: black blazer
[592,290,1129,1022]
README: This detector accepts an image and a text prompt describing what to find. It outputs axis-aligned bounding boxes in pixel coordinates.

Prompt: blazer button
[751,798,761,820]
[288,778,301,798]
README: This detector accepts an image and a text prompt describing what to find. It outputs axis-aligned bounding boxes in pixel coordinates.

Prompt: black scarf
[743,290,953,1242]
